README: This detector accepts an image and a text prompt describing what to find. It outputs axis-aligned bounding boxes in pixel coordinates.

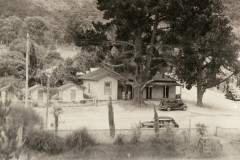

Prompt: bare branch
[206,72,235,89]
[141,79,154,91]
[100,59,124,67]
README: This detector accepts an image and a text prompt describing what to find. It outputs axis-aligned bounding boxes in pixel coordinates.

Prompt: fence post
[215,126,220,137]
[189,119,191,144]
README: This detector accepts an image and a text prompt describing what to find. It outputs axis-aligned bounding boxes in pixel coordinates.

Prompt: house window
[71,89,76,101]
[38,90,43,101]
[104,82,112,95]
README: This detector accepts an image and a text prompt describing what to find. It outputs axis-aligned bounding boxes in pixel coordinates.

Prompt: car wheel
[183,106,187,111]
[166,107,171,111]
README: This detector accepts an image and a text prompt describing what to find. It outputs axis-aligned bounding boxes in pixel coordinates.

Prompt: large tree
[72,0,176,106]
[166,0,240,107]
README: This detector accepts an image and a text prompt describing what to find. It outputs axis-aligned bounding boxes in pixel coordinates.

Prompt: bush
[9,105,44,134]
[131,125,141,144]
[114,134,125,145]
[163,126,176,152]
[25,130,64,154]
[151,133,164,148]
[66,128,96,151]
[196,123,207,137]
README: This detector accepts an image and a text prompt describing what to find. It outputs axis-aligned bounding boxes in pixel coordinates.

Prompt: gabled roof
[58,82,85,91]
[152,72,176,82]
[0,84,21,92]
[28,84,45,92]
[79,67,122,81]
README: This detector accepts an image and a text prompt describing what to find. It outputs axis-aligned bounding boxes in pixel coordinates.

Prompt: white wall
[61,85,84,102]
[143,86,176,99]
[0,90,19,103]
[83,77,118,100]
[30,89,47,103]
[83,80,98,98]
[169,86,176,98]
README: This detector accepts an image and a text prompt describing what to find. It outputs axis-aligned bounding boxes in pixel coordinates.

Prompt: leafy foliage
[131,125,141,144]
[43,50,63,69]
[9,105,44,134]
[0,51,25,79]
[65,128,96,151]
[166,0,240,106]
[25,130,64,154]
[0,16,23,44]
[196,123,207,137]
[0,76,25,89]
[114,134,125,145]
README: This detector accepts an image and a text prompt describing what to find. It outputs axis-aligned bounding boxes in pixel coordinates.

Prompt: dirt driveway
[34,87,240,132]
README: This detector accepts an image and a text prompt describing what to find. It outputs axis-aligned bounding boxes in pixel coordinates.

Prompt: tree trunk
[55,116,58,134]
[133,84,143,107]
[108,96,115,138]
[154,105,159,133]
[196,81,205,107]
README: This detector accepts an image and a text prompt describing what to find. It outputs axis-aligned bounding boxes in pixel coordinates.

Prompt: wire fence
[216,127,240,142]
[45,128,203,144]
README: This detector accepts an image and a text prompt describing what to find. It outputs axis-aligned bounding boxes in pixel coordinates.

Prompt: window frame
[104,82,112,95]
[70,89,76,101]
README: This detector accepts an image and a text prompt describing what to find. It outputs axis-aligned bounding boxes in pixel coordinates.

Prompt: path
[219,138,240,159]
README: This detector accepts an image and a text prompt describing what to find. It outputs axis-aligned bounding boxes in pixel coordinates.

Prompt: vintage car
[139,116,179,128]
[225,89,240,101]
[159,99,187,111]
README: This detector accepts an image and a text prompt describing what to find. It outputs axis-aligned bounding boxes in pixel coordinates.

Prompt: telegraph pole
[25,33,30,108]
[45,75,50,130]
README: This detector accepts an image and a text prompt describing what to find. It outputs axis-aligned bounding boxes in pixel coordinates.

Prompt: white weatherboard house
[28,84,47,103]
[0,84,22,103]
[79,68,122,100]
[58,83,85,102]
[143,72,182,100]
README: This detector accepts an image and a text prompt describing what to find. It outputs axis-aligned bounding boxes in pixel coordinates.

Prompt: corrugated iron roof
[0,84,21,91]
[28,84,44,91]
[58,82,85,90]
[79,67,122,81]
[152,72,176,82]
[148,82,182,86]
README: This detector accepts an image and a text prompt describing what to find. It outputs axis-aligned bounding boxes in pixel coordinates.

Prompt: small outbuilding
[0,84,22,103]
[143,72,182,100]
[58,83,85,102]
[28,84,47,104]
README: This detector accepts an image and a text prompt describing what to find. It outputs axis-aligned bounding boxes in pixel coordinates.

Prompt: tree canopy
[165,0,240,106]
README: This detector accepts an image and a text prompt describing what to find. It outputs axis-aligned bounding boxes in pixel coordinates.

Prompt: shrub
[131,125,141,144]
[163,126,176,152]
[196,123,207,137]
[151,133,164,148]
[9,105,44,134]
[114,134,125,145]
[66,128,96,151]
[25,130,64,154]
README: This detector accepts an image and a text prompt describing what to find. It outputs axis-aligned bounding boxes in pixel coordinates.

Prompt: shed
[58,83,85,102]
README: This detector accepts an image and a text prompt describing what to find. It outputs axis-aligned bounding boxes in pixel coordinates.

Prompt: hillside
[224,0,240,34]
[1,0,239,32]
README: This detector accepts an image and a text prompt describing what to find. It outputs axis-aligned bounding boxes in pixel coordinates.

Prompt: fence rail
[216,127,240,142]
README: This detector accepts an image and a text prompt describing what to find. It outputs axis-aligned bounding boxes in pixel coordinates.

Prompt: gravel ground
[33,87,240,132]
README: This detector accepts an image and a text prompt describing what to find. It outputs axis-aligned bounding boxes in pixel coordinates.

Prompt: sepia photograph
[0,0,240,159]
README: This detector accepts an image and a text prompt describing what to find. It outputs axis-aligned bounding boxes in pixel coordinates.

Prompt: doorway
[163,86,169,98]
[146,86,152,99]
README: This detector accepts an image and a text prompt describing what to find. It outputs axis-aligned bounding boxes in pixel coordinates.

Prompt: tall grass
[65,128,96,152]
